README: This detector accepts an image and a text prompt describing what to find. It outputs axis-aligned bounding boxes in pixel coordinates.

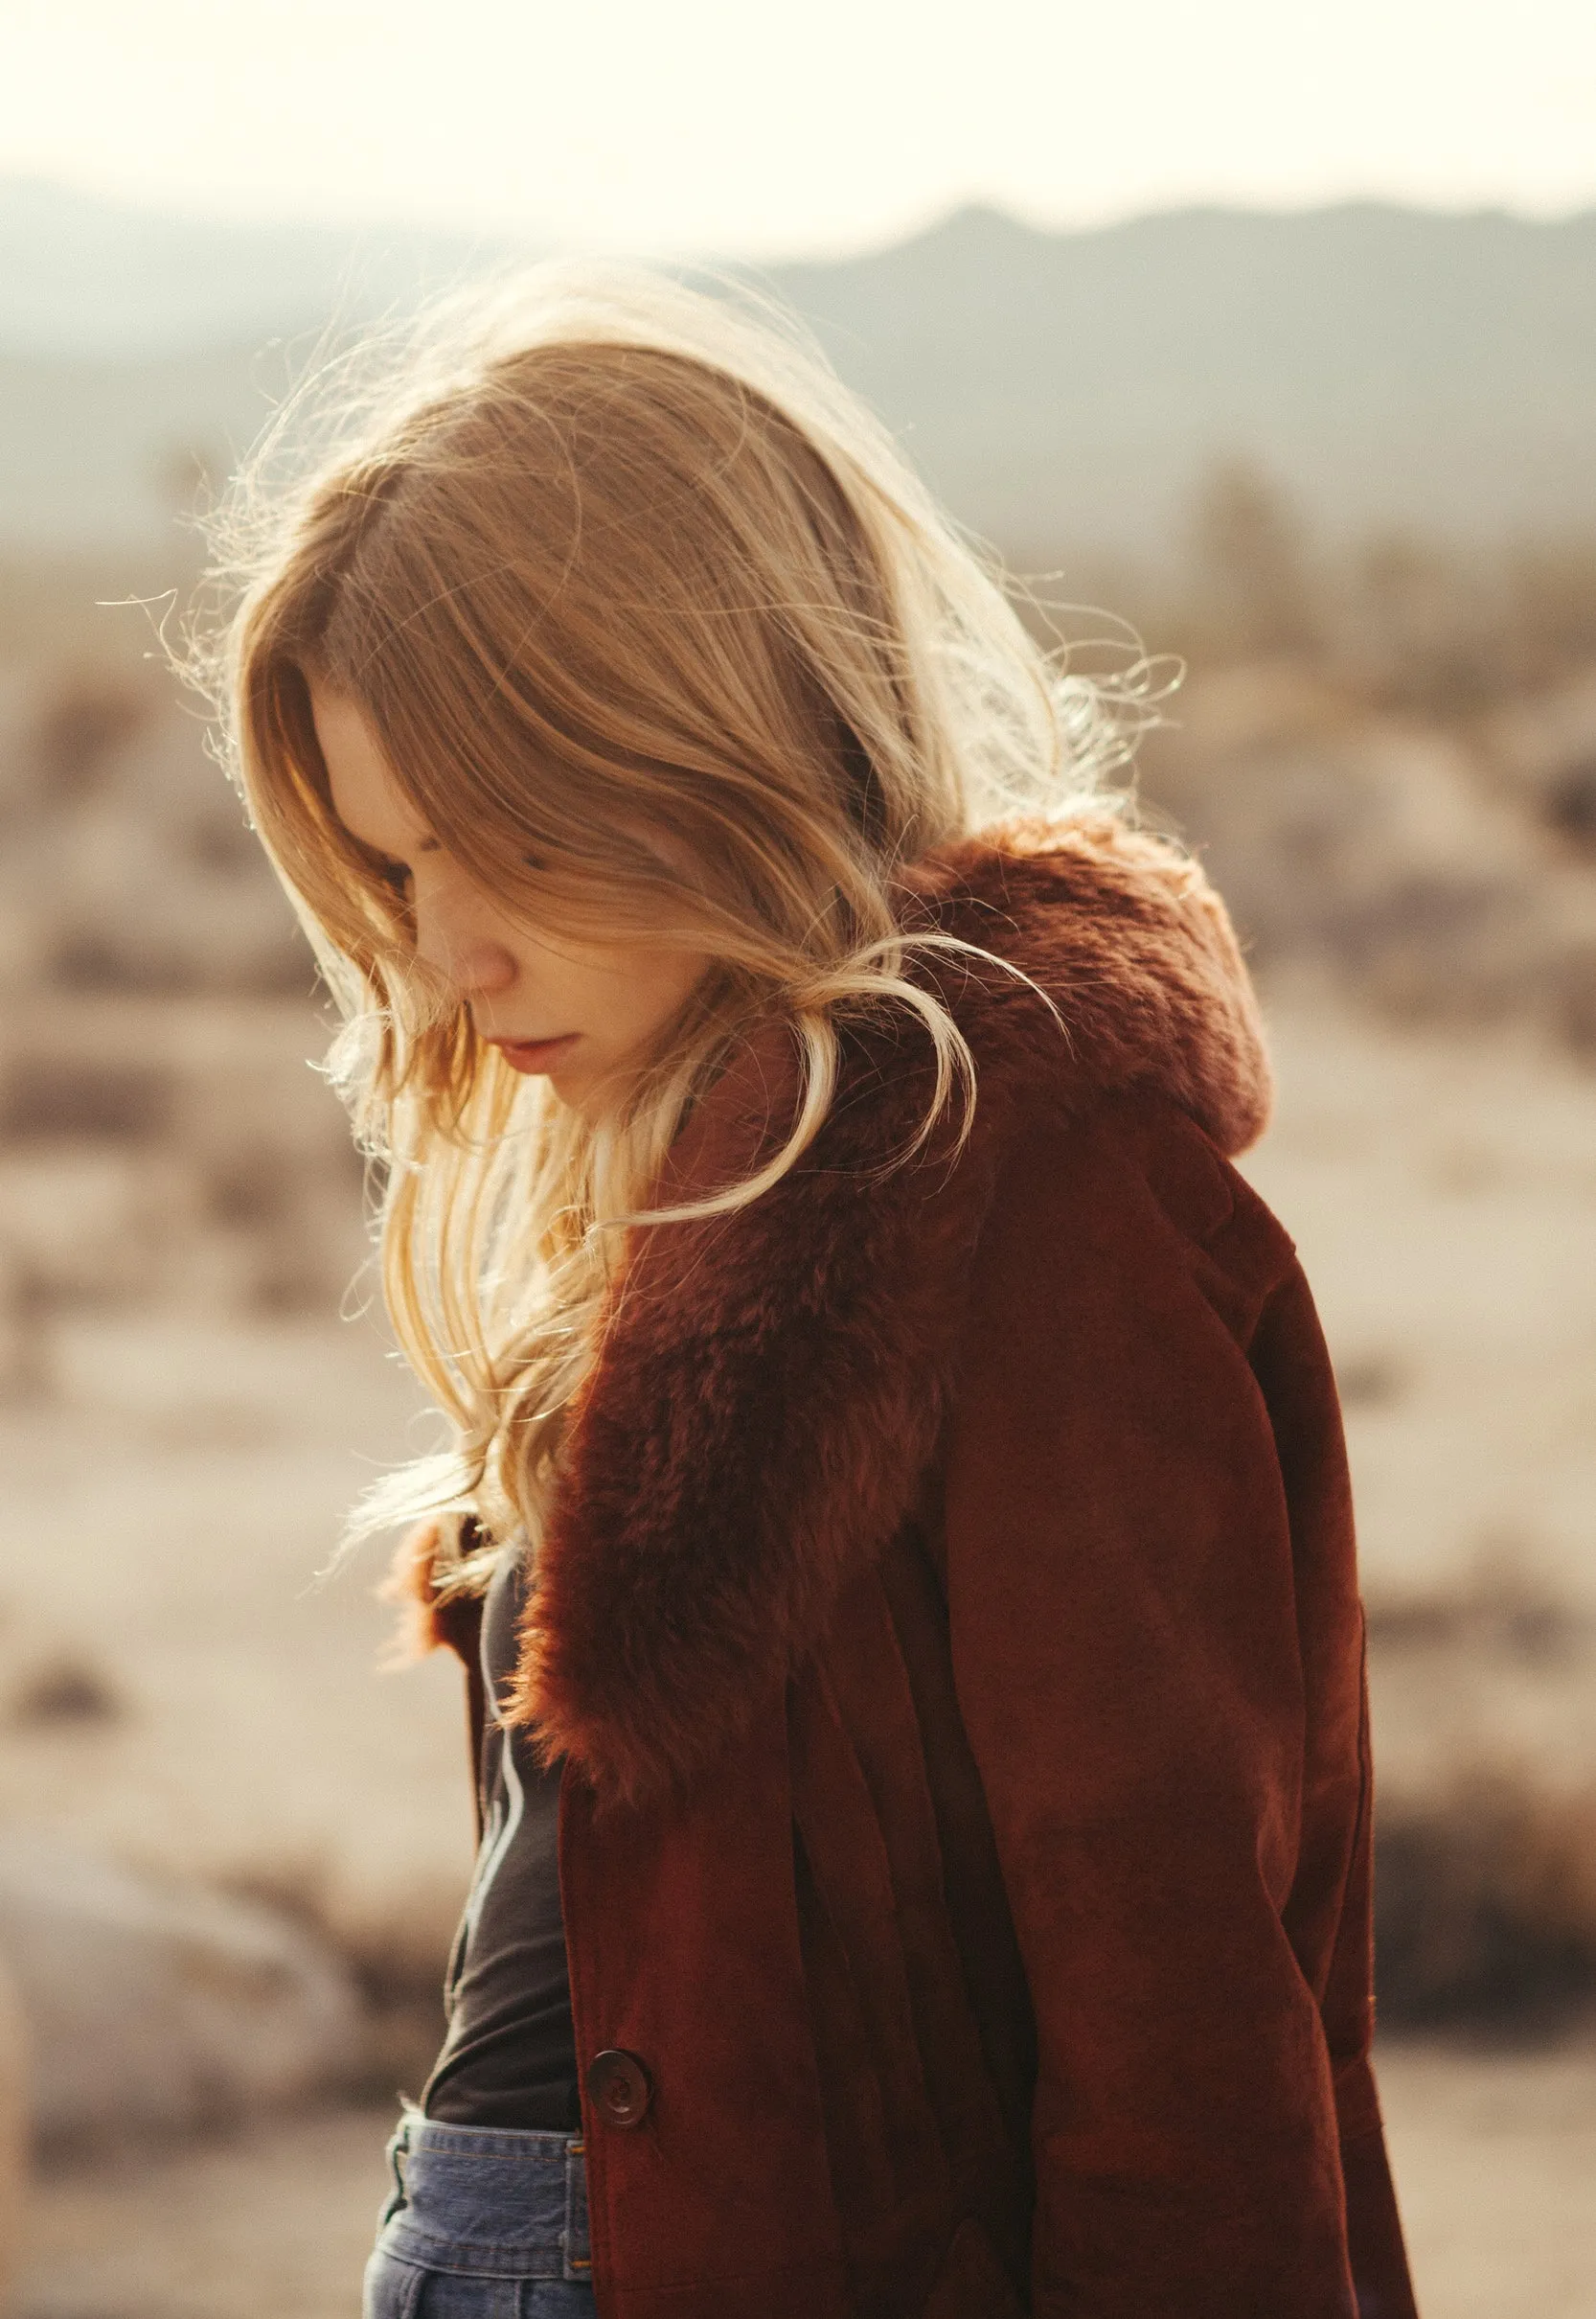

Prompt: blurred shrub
[1376,1779,1596,2033]
[0,668,311,998]
[1187,459,1322,660]
[0,1058,176,1142]
[8,1654,125,1728]
[32,676,148,802]
[1075,460,1596,723]
[1137,661,1596,1049]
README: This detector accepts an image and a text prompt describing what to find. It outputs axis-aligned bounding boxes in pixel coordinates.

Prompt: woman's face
[312,684,711,1117]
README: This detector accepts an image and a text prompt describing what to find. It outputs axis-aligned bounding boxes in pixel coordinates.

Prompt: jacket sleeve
[939,1098,1416,2319]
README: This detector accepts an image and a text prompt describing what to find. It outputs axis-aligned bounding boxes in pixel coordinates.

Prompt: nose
[414,910,517,1000]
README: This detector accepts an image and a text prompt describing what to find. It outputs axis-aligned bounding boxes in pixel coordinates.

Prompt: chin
[543,1060,596,1110]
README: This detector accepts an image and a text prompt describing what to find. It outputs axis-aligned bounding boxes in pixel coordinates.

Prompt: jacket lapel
[506,817,1272,1806]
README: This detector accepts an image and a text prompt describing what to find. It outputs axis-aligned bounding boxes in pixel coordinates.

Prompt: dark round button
[586,2047,652,2128]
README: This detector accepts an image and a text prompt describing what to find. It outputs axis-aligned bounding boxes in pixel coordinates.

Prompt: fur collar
[445,815,1271,1806]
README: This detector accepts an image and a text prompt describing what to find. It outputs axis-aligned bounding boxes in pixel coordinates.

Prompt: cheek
[596,948,708,1047]
[641,949,711,1028]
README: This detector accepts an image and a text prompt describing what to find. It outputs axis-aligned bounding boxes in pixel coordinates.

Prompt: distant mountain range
[0,177,528,356]
[1,180,1593,564]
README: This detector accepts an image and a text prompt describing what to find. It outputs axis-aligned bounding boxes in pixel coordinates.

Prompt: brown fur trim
[911,816,1270,1155]
[379,1513,493,1667]
[503,819,1272,1805]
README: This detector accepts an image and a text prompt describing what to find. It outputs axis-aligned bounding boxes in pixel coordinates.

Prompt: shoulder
[950,1085,1310,1426]
[939,1087,1349,1670]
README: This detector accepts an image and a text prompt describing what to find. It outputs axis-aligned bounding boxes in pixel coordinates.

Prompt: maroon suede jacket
[401,816,1419,2319]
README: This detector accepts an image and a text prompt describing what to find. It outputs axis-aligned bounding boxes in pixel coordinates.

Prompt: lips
[489,1033,580,1075]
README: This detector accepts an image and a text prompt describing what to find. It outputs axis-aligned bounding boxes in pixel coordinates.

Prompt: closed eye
[355,848,412,902]
[365,836,439,897]
[377,861,414,898]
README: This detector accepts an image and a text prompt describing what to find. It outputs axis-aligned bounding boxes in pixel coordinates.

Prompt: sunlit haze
[4,0,1594,255]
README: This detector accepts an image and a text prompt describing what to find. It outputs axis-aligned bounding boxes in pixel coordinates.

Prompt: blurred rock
[0,1834,363,2150]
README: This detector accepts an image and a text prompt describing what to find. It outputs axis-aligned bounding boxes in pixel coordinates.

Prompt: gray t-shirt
[421,1545,580,2130]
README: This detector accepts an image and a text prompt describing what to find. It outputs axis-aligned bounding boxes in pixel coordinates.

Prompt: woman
[209,266,1417,2318]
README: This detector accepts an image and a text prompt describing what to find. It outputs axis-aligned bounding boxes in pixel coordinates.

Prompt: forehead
[310,683,428,856]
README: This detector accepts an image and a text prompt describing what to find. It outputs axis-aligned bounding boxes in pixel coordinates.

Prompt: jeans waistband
[376,2108,590,2283]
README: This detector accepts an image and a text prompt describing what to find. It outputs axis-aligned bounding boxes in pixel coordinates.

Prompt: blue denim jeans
[363,2109,596,2317]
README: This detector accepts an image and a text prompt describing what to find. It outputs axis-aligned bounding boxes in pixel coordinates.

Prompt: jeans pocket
[362,2245,428,2319]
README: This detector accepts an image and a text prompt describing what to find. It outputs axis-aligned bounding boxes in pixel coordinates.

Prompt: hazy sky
[5,0,1594,256]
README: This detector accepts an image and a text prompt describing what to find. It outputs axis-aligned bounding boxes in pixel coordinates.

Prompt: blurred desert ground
[2,187,1596,2312]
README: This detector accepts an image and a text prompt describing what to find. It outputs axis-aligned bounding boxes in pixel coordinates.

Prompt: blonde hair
[194,262,1131,1567]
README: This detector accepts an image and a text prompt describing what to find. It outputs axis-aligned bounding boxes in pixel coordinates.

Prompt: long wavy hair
[194,263,1132,1571]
